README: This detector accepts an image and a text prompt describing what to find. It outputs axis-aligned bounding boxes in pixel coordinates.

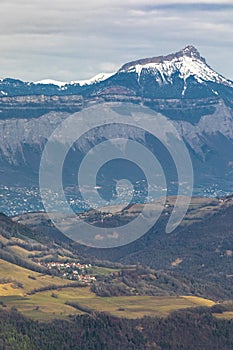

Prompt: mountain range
[1,45,233,214]
[1,45,233,100]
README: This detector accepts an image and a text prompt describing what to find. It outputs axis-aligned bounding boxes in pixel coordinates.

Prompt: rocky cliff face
[0,99,233,193]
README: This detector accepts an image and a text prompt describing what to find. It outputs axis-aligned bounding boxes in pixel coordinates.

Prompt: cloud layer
[0,1,232,81]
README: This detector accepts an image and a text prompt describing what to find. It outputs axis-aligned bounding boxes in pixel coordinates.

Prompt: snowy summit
[119,45,233,89]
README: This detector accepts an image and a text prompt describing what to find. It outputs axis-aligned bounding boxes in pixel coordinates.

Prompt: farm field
[0,259,76,293]
[0,284,217,321]
[214,312,233,320]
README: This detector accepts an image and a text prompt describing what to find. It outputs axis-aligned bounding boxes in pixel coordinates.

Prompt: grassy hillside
[0,198,232,324]
[14,197,233,300]
[73,196,233,299]
[0,283,216,321]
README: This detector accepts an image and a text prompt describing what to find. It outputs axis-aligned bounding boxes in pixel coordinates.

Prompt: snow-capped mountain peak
[119,45,233,88]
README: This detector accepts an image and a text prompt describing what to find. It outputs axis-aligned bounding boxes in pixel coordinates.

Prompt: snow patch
[76,72,114,86]
[34,79,67,88]
[35,72,114,88]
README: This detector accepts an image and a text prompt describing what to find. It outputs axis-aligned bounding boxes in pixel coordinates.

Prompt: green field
[0,259,77,293]
[0,284,217,321]
[214,312,233,320]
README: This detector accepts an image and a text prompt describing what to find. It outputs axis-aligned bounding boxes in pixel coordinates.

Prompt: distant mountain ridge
[1,45,233,100]
[34,72,113,88]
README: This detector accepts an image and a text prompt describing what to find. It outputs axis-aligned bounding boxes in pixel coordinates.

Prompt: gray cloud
[0,1,232,81]
[141,2,233,12]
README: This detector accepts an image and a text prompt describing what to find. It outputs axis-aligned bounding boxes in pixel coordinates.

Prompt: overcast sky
[0,0,232,82]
